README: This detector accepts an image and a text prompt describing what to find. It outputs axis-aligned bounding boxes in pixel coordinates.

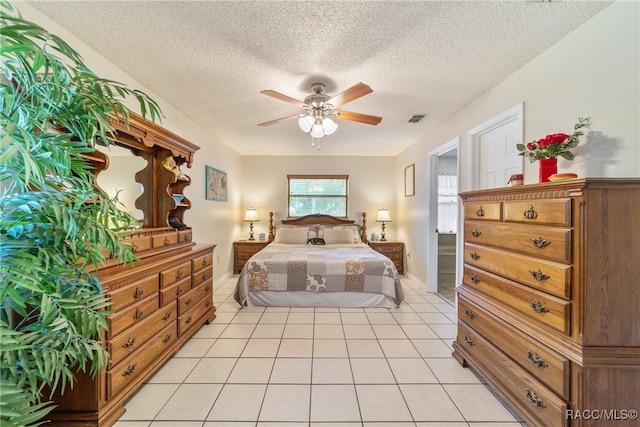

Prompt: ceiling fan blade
[260,90,307,108]
[334,111,382,126]
[327,82,373,108]
[257,114,301,127]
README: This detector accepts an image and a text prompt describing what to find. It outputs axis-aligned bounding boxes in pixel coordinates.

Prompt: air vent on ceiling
[408,114,427,123]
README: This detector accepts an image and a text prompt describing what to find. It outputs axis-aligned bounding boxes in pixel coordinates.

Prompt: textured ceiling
[25,1,612,156]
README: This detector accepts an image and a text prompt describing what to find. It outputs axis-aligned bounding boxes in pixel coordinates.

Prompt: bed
[234,213,404,308]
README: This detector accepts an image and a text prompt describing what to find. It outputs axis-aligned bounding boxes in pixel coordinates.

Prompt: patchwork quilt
[234,244,404,306]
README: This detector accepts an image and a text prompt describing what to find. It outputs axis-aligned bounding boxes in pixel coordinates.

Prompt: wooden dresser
[51,231,216,426]
[453,179,640,427]
[233,240,270,273]
[368,240,404,274]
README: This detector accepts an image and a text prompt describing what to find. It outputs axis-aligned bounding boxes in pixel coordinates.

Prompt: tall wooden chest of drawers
[50,236,216,426]
[453,179,640,427]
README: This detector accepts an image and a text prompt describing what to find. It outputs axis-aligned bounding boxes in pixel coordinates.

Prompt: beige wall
[240,156,396,241]
[397,0,639,288]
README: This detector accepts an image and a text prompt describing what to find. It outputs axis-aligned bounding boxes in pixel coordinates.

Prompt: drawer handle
[164,237,171,245]
[162,334,172,343]
[131,242,138,253]
[475,206,485,217]
[185,298,192,306]
[530,237,551,249]
[135,308,143,320]
[205,301,211,307]
[469,252,480,260]
[205,285,211,292]
[464,308,475,319]
[470,275,480,284]
[202,271,208,280]
[463,335,474,346]
[470,229,481,237]
[122,337,137,348]
[122,363,137,377]
[134,287,144,299]
[529,269,549,281]
[176,286,183,296]
[162,311,172,321]
[185,233,192,241]
[526,350,548,368]
[202,258,208,266]
[524,388,546,408]
[185,316,193,325]
[176,270,183,280]
[523,206,537,220]
[529,301,550,313]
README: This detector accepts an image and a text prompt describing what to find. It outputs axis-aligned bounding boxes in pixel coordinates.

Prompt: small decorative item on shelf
[517,117,588,183]
[172,194,185,203]
[507,174,524,186]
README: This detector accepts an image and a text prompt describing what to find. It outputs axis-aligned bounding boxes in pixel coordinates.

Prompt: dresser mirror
[95,142,148,222]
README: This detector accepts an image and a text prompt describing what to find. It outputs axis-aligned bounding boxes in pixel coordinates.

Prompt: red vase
[538,157,558,183]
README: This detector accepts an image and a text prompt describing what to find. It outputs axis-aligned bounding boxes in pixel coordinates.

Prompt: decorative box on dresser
[368,240,404,274]
[452,179,640,427]
[233,240,270,273]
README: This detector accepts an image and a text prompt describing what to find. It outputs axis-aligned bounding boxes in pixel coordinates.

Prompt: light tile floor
[114,275,526,427]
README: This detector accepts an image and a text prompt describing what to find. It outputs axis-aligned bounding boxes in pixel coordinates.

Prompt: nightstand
[233,240,269,273]
[368,240,404,274]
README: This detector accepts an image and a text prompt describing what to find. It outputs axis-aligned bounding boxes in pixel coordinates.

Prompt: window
[288,175,348,217]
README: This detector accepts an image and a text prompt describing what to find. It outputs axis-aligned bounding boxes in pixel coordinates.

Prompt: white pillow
[274,227,309,244]
[323,227,356,244]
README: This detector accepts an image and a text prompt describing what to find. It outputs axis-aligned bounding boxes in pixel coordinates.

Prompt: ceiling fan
[257,82,382,138]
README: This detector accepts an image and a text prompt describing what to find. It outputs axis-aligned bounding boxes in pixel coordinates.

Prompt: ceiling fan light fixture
[310,120,325,138]
[298,115,314,133]
[322,117,338,135]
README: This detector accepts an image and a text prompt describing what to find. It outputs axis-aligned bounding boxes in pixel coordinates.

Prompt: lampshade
[376,208,391,222]
[244,208,259,222]
[322,117,338,135]
[298,115,314,133]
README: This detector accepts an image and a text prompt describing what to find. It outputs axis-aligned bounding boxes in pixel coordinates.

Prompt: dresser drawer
[178,296,213,335]
[108,300,177,367]
[124,235,152,255]
[459,297,570,398]
[464,243,571,299]
[160,261,192,288]
[236,243,268,254]
[178,228,193,243]
[152,231,178,248]
[464,266,570,334]
[107,322,177,399]
[464,201,502,221]
[159,276,191,307]
[457,322,567,427]
[108,293,159,338]
[107,275,159,312]
[192,252,213,272]
[464,221,571,263]
[192,266,213,287]
[178,281,212,316]
[503,199,571,227]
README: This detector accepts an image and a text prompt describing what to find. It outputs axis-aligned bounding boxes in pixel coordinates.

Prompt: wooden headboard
[268,212,368,243]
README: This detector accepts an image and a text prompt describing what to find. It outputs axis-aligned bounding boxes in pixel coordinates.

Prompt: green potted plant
[1,1,162,425]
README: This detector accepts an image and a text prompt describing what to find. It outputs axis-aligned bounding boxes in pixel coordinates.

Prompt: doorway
[427,138,459,304]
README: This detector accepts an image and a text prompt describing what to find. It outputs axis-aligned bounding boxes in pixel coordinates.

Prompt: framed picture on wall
[206,165,228,201]
[405,163,415,197]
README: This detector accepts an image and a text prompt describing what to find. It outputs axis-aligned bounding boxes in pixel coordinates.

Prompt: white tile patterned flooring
[114,275,526,427]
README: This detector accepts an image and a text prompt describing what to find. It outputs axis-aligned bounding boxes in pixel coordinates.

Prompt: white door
[468,103,524,191]
[479,120,522,189]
